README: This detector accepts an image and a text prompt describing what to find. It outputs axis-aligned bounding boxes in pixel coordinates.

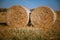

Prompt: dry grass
[0,23,59,40]
[0,25,59,40]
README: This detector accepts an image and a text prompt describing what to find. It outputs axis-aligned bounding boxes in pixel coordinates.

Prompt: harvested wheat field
[30,6,56,28]
[0,12,6,23]
[0,25,59,40]
[7,6,30,27]
[0,6,59,40]
[0,24,60,40]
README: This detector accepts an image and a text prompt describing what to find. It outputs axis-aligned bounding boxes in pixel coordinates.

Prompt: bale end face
[30,6,56,28]
[7,6,29,27]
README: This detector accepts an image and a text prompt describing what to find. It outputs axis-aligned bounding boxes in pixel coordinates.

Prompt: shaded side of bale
[0,12,6,23]
[7,5,29,27]
[30,6,56,28]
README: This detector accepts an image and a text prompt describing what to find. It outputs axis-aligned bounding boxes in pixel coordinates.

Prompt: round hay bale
[7,5,30,27]
[30,6,56,28]
[0,12,6,23]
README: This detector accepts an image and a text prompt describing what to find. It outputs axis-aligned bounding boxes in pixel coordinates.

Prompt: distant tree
[0,8,7,12]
